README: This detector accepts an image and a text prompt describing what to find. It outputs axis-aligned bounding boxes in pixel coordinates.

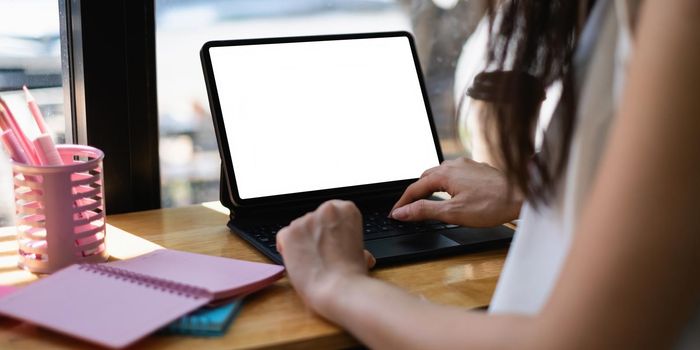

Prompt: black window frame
[60,0,160,214]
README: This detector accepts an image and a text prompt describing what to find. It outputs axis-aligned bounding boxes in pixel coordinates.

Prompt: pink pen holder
[11,145,108,274]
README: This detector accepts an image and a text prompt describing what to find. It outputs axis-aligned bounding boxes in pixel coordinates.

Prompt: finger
[363,249,376,269]
[390,198,446,222]
[289,211,313,229]
[320,199,360,218]
[391,173,446,213]
[420,165,441,178]
[444,156,472,167]
[279,211,313,254]
[276,226,289,255]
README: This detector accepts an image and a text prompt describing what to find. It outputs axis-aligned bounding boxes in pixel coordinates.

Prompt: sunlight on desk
[0,227,38,286]
[0,239,16,256]
[444,260,502,284]
[104,224,163,260]
[0,224,163,286]
[200,201,230,215]
[0,227,16,250]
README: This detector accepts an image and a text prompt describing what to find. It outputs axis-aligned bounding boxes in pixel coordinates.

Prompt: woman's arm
[277,1,700,348]
[535,1,700,348]
[277,201,536,349]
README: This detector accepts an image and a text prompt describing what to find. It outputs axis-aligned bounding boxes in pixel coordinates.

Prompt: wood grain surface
[0,202,507,349]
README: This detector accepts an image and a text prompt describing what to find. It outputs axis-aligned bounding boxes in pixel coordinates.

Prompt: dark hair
[475,0,596,203]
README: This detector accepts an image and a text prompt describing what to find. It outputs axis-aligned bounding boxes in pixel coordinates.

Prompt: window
[0,0,67,226]
[156,0,485,208]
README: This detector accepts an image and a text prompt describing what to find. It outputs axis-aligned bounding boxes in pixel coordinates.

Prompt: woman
[276,0,700,348]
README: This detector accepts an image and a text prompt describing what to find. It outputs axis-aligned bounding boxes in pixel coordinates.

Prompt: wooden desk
[0,202,507,349]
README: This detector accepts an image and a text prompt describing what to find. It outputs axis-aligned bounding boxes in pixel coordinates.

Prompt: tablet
[200,32,442,207]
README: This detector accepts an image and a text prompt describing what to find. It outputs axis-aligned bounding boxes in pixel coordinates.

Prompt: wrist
[311,272,369,322]
[500,185,524,222]
[507,196,523,221]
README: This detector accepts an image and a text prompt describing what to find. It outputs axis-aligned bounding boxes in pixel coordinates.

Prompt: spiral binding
[78,264,213,300]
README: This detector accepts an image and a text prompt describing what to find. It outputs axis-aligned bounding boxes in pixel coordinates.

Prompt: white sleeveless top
[485,0,700,347]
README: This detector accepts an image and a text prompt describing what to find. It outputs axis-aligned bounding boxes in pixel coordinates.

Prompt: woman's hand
[390,157,522,227]
[276,200,375,315]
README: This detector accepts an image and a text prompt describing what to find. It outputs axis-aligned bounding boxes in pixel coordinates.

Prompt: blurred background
[1,0,487,224]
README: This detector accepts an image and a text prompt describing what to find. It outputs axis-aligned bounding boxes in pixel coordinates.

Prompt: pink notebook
[0,285,16,299]
[0,249,284,348]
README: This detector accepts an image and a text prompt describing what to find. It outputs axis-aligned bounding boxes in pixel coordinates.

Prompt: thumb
[390,199,444,222]
[363,249,376,269]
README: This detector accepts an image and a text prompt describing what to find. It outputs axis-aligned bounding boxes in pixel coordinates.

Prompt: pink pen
[1,129,31,164]
[3,129,41,189]
[33,133,86,217]
[23,86,50,135]
[0,98,39,165]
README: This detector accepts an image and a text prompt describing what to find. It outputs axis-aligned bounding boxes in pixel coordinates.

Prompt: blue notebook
[162,298,244,336]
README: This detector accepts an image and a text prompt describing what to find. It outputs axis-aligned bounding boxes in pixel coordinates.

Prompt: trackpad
[365,233,459,260]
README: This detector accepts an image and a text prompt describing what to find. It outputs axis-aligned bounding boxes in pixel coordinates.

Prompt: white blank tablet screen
[209,36,440,199]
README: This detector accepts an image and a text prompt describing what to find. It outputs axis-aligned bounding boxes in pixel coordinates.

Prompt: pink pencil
[23,86,50,135]
[0,110,9,131]
[33,134,63,166]
[0,98,39,165]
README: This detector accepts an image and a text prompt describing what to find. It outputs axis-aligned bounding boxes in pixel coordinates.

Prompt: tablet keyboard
[361,210,458,240]
[241,210,459,255]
